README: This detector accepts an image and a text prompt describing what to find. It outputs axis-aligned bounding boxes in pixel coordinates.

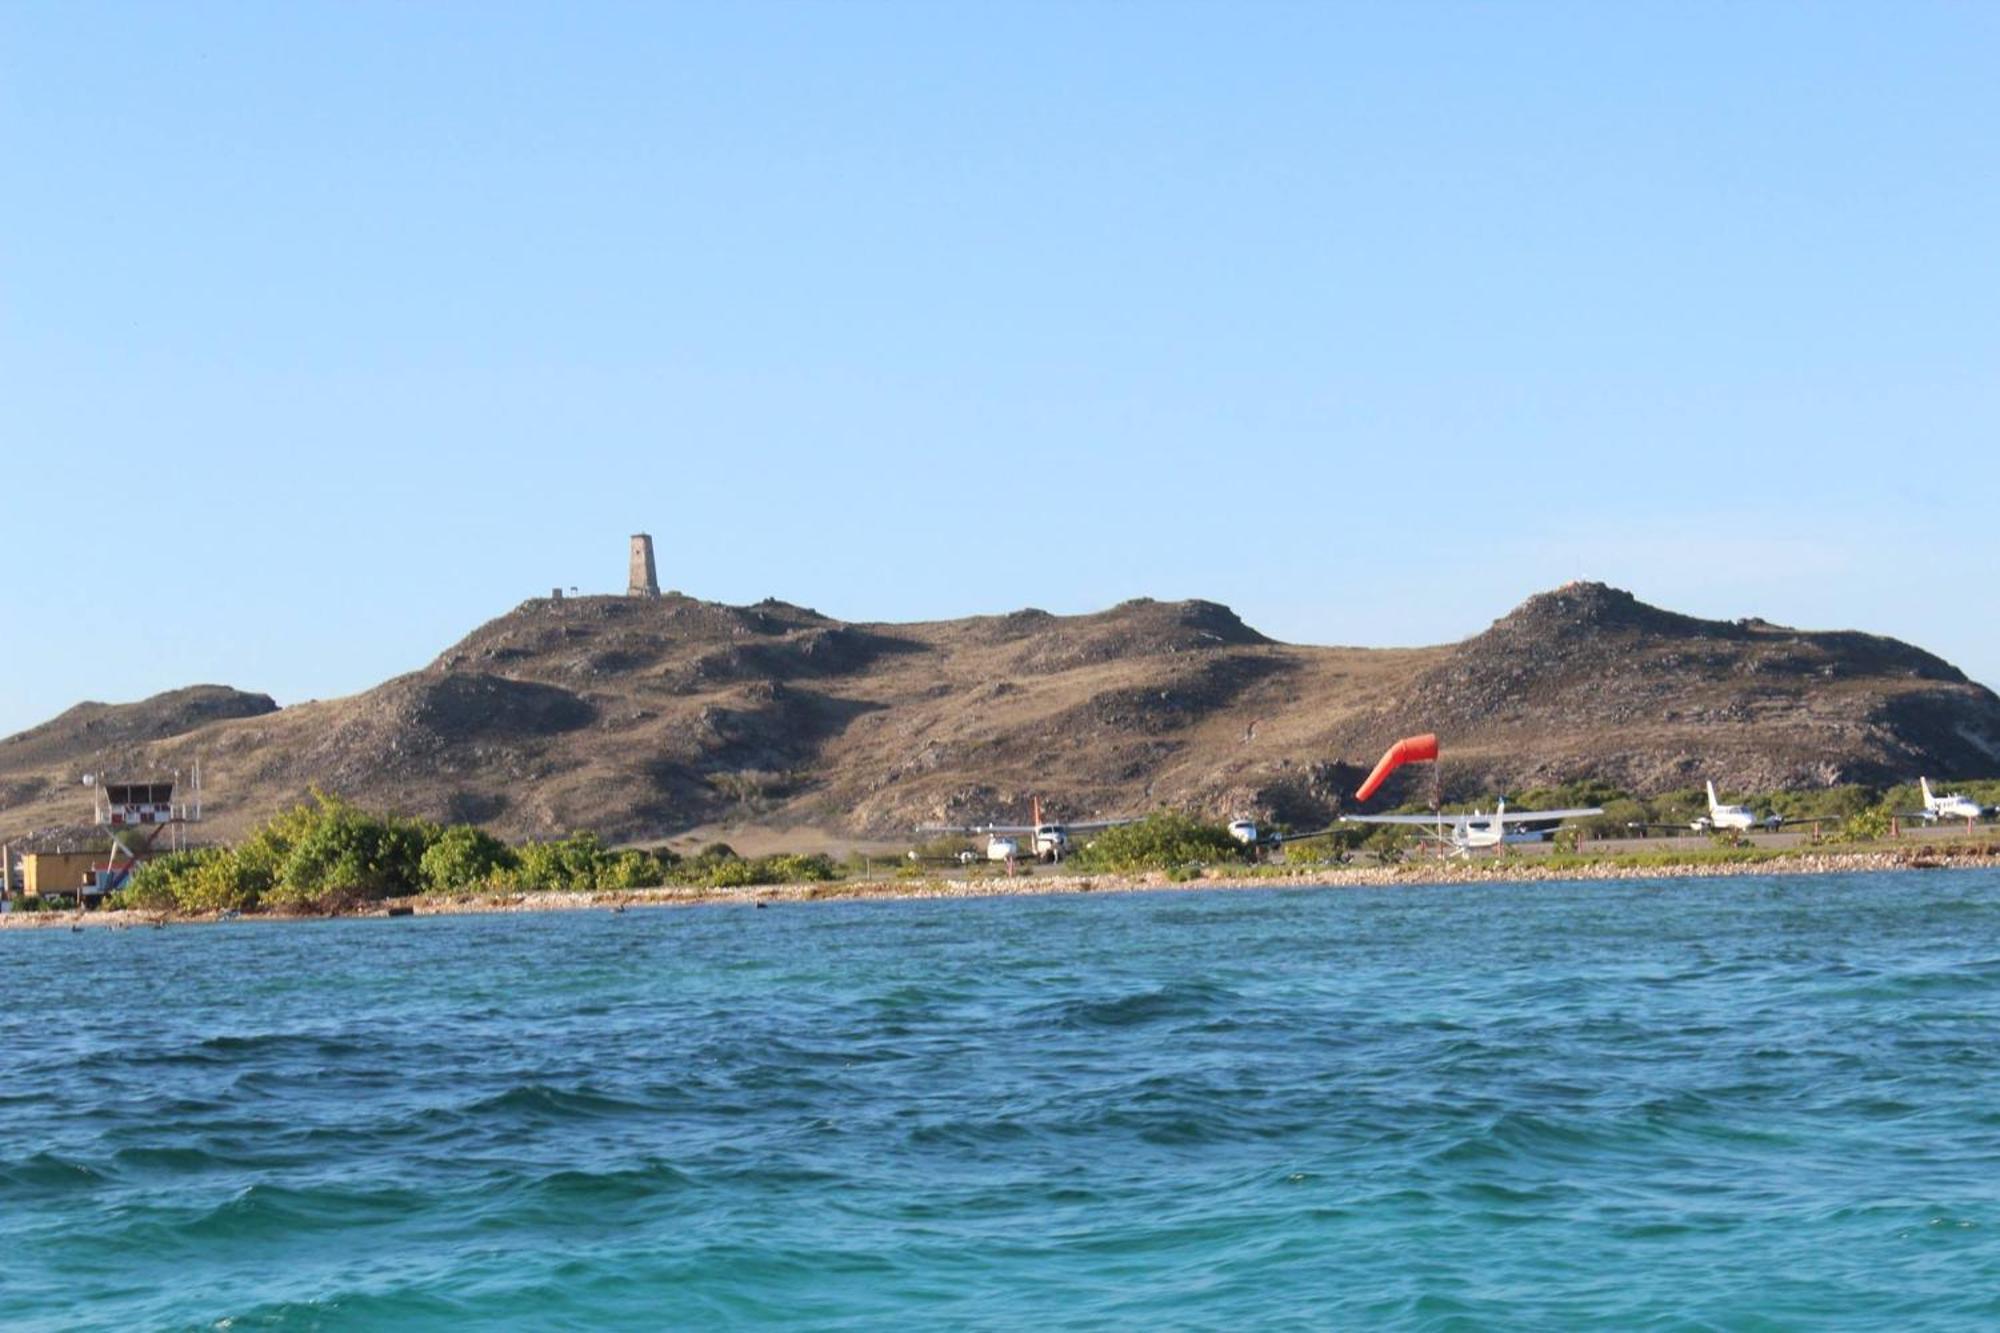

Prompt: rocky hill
[0,687,278,830]
[2,583,1996,846]
[1334,583,1995,796]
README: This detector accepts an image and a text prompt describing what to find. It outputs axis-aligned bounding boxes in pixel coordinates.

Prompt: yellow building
[22,851,110,900]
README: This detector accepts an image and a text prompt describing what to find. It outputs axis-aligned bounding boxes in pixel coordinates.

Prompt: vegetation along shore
[6,792,1995,929]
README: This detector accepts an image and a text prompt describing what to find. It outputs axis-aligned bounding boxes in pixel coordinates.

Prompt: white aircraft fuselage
[1920,778,1984,822]
[1700,782,1760,832]
[1453,812,1559,850]
[1032,824,1070,859]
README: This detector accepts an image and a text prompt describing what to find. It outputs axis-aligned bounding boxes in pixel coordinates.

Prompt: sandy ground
[5,845,1994,930]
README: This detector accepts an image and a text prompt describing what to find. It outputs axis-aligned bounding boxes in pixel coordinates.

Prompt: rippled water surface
[6,870,2000,1329]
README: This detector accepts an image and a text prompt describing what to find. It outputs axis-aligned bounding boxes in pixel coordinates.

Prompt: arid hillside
[4,583,1997,846]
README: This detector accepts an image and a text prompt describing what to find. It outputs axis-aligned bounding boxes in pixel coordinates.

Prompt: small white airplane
[1227,818,1340,856]
[1910,777,1988,824]
[1698,781,1768,832]
[1633,782,1823,835]
[912,829,1028,864]
[1340,799,1604,856]
[920,797,1138,863]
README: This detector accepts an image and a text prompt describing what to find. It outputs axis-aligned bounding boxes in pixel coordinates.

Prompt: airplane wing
[1058,817,1142,832]
[1271,826,1339,843]
[1340,813,1457,827]
[1345,805,1605,829]
[916,822,1034,835]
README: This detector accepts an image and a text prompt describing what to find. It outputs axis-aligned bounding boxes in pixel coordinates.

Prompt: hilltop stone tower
[627,533,660,597]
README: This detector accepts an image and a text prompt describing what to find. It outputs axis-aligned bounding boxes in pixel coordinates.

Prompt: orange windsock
[1355,733,1439,802]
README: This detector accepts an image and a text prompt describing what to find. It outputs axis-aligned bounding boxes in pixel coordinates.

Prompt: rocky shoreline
[4,845,1994,930]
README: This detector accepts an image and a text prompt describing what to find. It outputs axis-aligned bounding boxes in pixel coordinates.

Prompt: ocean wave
[1031,979,1235,1029]
[111,1180,436,1248]
[1425,1108,1634,1165]
[108,1143,235,1175]
[0,1150,107,1197]
[530,1159,695,1201]
[903,1114,1037,1149]
[456,1082,657,1122]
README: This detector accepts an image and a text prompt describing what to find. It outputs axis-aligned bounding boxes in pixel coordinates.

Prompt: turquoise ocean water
[5,870,2000,1329]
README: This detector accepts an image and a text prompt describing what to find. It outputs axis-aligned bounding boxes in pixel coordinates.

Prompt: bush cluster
[108,793,842,914]
[1068,812,1241,873]
[113,796,442,914]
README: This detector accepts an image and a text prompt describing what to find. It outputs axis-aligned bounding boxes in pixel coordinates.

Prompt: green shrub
[178,851,266,914]
[1361,825,1420,860]
[1833,809,1893,843]
[1765,785,1876,822]
[659,850,839,889]
[1070,813,1239,873]
[704,857,766,888]
[599,850,665,890]
[1579,797,1651,838]
[263,802,437,912]
[420,825,517,893]
[514,833,615,892]
[762,853,839,883]
[1279,837,1354,867]
[114,846,262,914]
[115,849,207,911]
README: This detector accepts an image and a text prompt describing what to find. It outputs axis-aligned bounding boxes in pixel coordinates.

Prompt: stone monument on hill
[628,533,660,597]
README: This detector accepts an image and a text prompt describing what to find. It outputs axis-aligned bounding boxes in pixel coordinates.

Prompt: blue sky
[3,3,1996,737]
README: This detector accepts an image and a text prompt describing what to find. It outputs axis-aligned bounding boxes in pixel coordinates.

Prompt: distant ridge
[2,585,1996,844]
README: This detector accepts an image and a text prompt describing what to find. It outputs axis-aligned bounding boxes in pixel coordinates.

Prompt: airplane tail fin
[1921,777,1935,805]
[1706,780,1720,813]
[1031,795,1043,827]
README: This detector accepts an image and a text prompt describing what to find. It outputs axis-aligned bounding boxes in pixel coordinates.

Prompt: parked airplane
[920,797,1138,863]
[1908,777,1989,824]
[1340,799,1604,856]
[1227,818,1341,856]
[1697,781,1771,832]
[909,828,1029,864]
[1632,782,1823,834]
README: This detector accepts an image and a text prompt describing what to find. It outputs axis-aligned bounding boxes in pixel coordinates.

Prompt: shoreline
[4,844,1994,930]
